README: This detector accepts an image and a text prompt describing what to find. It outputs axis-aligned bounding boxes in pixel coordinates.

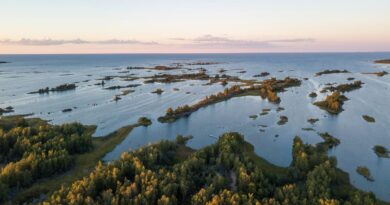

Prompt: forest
[40,132,380,205]
[0,116,94,203]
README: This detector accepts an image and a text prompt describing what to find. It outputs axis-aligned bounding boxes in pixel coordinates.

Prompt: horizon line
[1,50,390,55]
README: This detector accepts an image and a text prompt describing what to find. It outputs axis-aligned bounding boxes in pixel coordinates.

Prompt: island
[137,117,152,126]
[309,92,317,98]
[362,115,376,123]
[374,59,390,64]
[253,72,270,77]
[28,83,76,94]
[307,118,319,124]
[104,84,141,90]
[314,91,348,114]
[373,145,389,158]
[318,132,340,149]
[158,77,301,123]
[277,116,288,125]
[356,166,374,181]
[362,71,388,77]
[321,81,362,93]
[128,65,182,71]
[315,69,350,76]
[0,106,14,115]
[152,88,164,94]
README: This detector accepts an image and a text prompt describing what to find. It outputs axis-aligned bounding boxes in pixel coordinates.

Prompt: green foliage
[356,166,374,181]
[322,81,362,93]
[41,132,378,205]
[175,135,193,145]
[373,145,389,158]
[362,115,376,123]
[318,132,340,149]
[0,116,93,202]
[0,182,8,202]
[159,77,301,123]
[138,117,152,126]
[314,92,348,114]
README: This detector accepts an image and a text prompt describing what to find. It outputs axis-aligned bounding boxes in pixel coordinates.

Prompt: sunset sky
[1,0,390,54]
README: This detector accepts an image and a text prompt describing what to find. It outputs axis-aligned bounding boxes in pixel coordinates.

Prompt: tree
[167,107,174,115]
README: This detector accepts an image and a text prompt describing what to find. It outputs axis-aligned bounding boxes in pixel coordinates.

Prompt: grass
[10,123,139,204]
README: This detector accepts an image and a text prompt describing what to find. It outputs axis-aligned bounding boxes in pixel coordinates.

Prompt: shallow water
[1,53,390,200]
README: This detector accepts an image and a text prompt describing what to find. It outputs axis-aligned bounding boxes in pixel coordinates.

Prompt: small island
[374,59,390,64]
[127,65,182,71]
[362,71,388,77]
[0,61,9,64]
[356,166,374,181]
[277,116,288,125]
[322,81,362,93]
[309,92,317,98]
[307,118,319,124]
[137,117,152,126]
[151,88,164,94]
[28,83,76,94]
[362,115,375,123]
[62,108,73,113]
[315,69,350,76]
[253,72,270,77]
[249,115,258,119]
[260,108,270,116]
[373,145,389,158]
[121,89,134,96]
[0,106,14,115]
[104,84,141,90]
[151,65,181,70]
[314,91,348,114]
[318,132,340,148]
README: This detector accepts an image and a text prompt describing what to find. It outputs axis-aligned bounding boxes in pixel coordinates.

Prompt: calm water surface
[1,53,390,200]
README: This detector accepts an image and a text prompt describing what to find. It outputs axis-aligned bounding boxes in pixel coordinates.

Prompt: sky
[0,0,390,54]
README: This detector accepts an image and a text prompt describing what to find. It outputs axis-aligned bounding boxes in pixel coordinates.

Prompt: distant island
[374,59,390,64]
[0,61,9,64]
